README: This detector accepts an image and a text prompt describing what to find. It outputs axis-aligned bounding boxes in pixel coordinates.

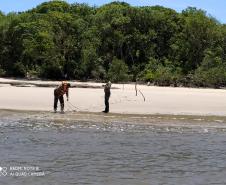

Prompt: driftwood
[139,90,145,102]
[135,80,145,101]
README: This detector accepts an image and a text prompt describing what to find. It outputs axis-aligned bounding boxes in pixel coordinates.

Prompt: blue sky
[0,0,226,23]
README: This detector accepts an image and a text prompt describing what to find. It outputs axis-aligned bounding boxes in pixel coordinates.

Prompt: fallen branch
[139,90,146,102]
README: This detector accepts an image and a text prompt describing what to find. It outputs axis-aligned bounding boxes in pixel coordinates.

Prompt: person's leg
[54,91,58,112]
[105,96,109,113]
[59,95,64,112]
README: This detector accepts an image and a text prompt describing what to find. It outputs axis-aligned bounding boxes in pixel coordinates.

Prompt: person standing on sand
[102,81,111,113]
[54,81,71,113]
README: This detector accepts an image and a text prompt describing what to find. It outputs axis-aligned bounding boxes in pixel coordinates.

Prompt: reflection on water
[0,114,226,185]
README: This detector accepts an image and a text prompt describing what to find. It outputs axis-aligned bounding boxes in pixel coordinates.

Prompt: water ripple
[1,115,226,184]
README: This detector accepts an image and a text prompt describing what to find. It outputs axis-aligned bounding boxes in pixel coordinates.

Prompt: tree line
[0,1,226,87]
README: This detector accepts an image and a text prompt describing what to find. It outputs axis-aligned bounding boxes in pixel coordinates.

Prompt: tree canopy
[0,1,226,87]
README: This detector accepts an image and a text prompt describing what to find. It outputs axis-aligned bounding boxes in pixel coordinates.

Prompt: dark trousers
[104,94,110,112]
[54,90,64,111]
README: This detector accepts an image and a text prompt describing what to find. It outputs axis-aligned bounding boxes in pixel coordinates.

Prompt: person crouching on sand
[103,81,111,113]
[54,81,71,113]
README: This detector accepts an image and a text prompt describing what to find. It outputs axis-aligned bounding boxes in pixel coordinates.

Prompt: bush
[64,60,78,79]
[142,57,183,86]
[154,66,173,86]
[13,62,26,77]
[108,58,130,82]
[193,51,226,87]
[0,68,5,76]
[143,71,155,82]
[91,65,106,80]
[26,69,40,79]
[193,66,226,88]
[40,61,63,80]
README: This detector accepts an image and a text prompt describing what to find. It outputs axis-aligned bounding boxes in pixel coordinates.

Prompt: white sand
[0,78,226,116]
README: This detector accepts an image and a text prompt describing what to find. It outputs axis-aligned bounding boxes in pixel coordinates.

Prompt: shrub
[108,58,130,82]
[0,68,5,76]
[143,57,183,86]
[13,62,26,77]
[193,66,226,88]
[40,61,63,80]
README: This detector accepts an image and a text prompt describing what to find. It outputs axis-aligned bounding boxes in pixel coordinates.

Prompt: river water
[0,112,226,185]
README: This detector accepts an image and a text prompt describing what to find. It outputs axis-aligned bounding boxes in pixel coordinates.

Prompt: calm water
[0,114,226,185]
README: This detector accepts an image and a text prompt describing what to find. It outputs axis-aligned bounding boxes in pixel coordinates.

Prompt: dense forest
[0,1,226,87]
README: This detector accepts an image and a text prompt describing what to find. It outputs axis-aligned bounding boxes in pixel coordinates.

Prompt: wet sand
[1,109,226,128]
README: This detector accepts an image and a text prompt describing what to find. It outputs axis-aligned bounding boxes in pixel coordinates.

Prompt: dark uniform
[103,82,111,113]
[54,81,70,112]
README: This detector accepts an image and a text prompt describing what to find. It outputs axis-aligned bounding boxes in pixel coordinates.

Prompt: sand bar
[0,78,226,116]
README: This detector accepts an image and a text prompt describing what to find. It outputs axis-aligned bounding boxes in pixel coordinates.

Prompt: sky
[0,0,226,23]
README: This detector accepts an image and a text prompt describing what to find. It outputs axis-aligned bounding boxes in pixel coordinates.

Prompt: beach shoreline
[0,77,226,117]
[1,109,226,127]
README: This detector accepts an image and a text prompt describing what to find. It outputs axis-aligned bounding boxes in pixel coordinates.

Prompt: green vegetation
[108,57,130,82]
[0,1,226,87]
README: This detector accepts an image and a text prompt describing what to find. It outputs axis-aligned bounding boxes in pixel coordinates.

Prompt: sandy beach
[0,78,226,116]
